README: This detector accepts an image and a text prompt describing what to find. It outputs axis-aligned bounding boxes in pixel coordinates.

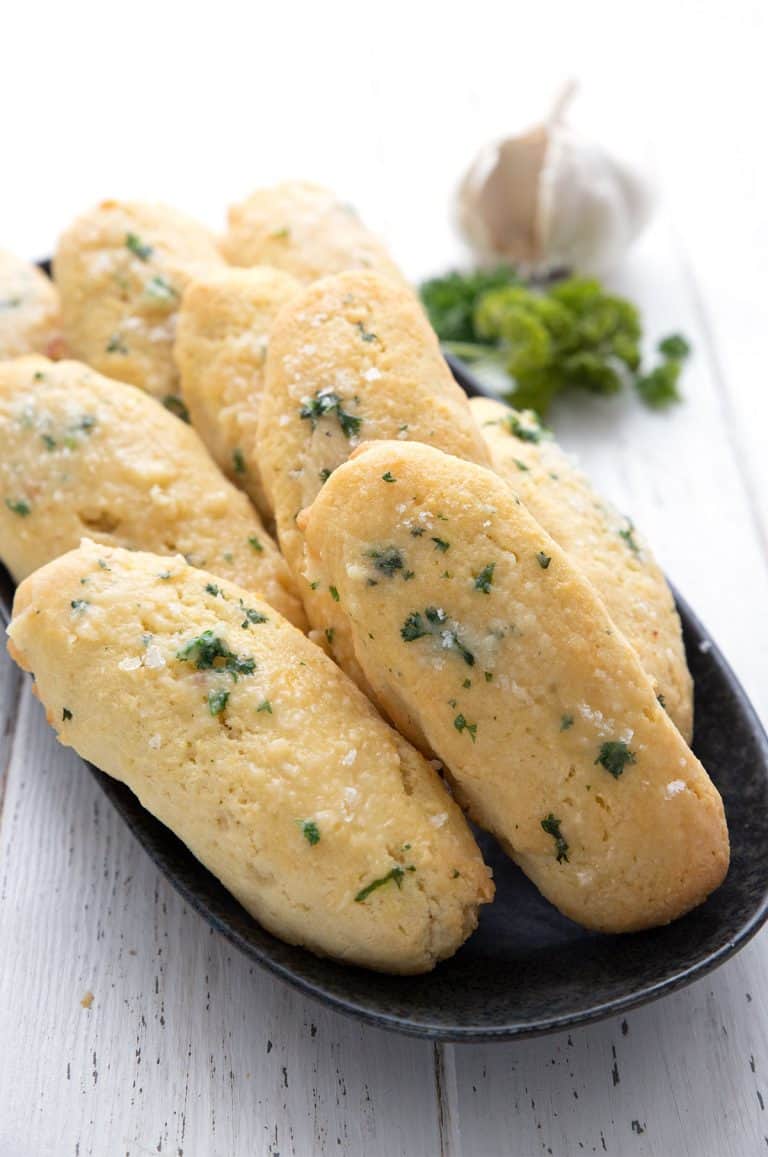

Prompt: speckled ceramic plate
[2,343,767,1041]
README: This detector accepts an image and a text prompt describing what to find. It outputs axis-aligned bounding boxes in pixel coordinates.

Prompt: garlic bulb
[457,87,655,275]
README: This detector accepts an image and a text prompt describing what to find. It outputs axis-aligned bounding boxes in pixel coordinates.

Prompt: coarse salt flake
[118,656,142,671]
[143,645,166,669]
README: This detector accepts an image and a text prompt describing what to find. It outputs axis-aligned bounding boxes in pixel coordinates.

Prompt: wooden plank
[447,949,768,1156]
[0,680,443,1157]
[0,642,20,814]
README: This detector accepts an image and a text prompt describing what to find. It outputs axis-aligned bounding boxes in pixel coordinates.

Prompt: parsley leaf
[401,607,474,666]
[474,563,495,593]
[541,813,569,862]
[301,820,320,845]
[354,866,409,902]
[125,232,153,261]
[163,396,190,423]
[299,390,361,438]
[453,713,477,742]
[366,546,405,578]
[177,631,255,680]
[5,498,30,516]
[420,268,690,417]
[595,740,636,779]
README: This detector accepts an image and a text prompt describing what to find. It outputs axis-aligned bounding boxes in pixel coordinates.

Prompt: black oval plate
[3,344,768,1040]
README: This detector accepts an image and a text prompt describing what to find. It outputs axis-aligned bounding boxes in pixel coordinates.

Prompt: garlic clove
[458,125,548,263]
[537,123,655,274]
[456,90,655,274]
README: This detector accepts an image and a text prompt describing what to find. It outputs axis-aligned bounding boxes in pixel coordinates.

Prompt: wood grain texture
[0,686,442,1157]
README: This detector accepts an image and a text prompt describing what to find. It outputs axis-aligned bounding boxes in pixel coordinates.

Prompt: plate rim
[80,583,768,1043]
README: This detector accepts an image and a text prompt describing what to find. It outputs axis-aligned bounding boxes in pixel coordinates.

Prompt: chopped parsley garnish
[401,607,474,666]
[410,527,425,537]
[453,713,477,742]
[541,813,569,862]
[366,546,404,578]
[432,537,450,553]
[355,321,377,343]
[239,601,268,628]
[462,678,472,688]
[474,563,495,593]
[257,700,272,714]
[106,334,128,354]
[125,232,153,261]
[163,396,190,423]
[329,586,340,602]
[233,448,246,475]
[301,820,320,845]
[513,458,529,471]
[62,708,73,721]
[618,521,640,555]
[208,688,229,716]
[595,740,636,779]
[381,471,396,483]
[484,671,493,683]
[508,414,547,442]
[176,631,255,680]
[5,498,30,517]
[145,275,177,301]
[536,551,551,569]
[97,559,111,571]
[560,713,574,731]
[205,583,221,596]
[247,535,264,553]
[354,865,412,903]
[41,433,56,450]
[70,599,89,613]
[299,389,361,438]
[657,693,667,709]
[325,627,335,645]
[319,467,333,482]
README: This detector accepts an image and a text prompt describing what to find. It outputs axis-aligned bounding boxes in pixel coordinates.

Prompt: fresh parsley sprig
[420,267,692,416]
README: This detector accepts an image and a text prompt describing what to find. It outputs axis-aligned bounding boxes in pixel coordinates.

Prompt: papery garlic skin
[457,112,655,275]
[458,125,549,264]
[537,124,655,274]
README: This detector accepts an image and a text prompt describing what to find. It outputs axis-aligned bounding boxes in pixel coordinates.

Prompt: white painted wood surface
[2,2,767,1153]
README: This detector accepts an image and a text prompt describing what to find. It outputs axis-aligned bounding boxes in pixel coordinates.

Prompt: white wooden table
[2,3,767,1153]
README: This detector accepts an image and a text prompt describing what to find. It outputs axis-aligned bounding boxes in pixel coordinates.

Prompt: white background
[1,2,767,1154]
